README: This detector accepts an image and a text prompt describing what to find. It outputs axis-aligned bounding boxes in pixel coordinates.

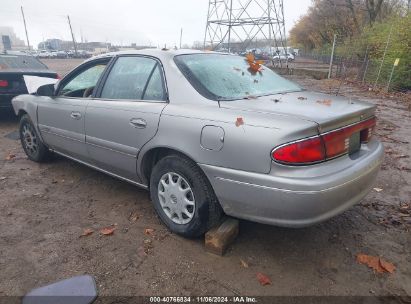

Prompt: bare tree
[365,0,385,24]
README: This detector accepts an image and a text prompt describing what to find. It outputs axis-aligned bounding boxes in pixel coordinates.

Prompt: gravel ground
[0,59,410,299]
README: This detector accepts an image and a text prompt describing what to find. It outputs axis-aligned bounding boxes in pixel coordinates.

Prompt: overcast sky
[0,0,312,49]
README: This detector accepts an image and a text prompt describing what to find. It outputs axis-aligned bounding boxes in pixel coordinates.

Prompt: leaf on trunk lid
[256,272,271,286]
[356,254,396,274]
[316,99,332,106]
[100,226,115,236]
[235,117,245,127]
[80,228,94,237]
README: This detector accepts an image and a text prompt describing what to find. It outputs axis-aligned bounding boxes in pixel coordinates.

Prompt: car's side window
[100,56,166,101]
[58,63,107,98]
[143,64,166,101]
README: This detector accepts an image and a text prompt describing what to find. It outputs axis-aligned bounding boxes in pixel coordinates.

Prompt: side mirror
[36,84,55,97]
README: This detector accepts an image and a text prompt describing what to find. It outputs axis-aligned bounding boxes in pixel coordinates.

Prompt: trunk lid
[0,71,58,94]
[219,91,376,133]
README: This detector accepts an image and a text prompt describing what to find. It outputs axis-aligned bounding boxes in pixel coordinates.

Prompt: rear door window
[100,56,166,101]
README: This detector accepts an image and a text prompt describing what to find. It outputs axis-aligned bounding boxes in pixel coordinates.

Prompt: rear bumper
[0,94,17,109]
[200,139,384,227]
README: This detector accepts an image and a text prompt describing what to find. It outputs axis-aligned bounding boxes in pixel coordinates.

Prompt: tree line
[290,0,410,90]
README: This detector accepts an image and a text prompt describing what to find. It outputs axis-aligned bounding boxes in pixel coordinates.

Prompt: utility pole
[20,6,30,51]
[328,34,337,79]
[179,28,183,49]
[67,15,78,56]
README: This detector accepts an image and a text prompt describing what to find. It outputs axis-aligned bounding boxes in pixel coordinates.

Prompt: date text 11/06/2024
[149,296,258,303]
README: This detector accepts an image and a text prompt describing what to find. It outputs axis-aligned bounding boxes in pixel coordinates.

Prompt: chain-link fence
[299,25,410,94]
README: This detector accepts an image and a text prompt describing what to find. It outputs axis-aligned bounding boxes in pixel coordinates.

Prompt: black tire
[19,114,51,162]
[150,154,223,238]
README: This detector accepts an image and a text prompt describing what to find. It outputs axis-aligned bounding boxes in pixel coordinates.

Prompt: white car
[273,53,295,62]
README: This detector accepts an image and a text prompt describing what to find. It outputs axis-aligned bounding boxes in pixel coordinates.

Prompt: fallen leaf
[5,153,16,160]
[256,272,271,286]
[245,53,255,63]
[298,96,307,100]
[235,117,244,127]
[316,99,332,106]
[129,212,140,222]
[357,254,384,273]
[240,259,249,268]
[379,259,396,273]
[0,177,6,180]
[144,228,155,235]
[80,228,94,237]
[100,226,115,236]
[248,62,263,72]
[373,188,383,192]
[356,254,396,274]
[245,53,263,72]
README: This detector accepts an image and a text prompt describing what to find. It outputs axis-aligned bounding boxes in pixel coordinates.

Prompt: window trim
[94,54,169,103]
[55,57,113,99]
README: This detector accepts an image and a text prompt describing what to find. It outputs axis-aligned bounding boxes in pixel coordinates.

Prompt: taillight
[0,80,8,87]
[322,117,376,159]
[272,136,326,164]
[56,74,61,79]
[272,117,376,165]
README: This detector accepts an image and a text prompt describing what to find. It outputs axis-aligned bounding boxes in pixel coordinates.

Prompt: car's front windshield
[174,53,301,101]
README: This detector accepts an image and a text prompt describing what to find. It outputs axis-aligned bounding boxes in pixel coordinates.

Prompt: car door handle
[130,118,147,129]
[70,111,82,120]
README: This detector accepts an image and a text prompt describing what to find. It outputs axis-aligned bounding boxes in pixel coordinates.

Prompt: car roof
[87,48,228,62]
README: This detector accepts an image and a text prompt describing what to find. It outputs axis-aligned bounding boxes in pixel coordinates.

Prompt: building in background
[0,27,27,51]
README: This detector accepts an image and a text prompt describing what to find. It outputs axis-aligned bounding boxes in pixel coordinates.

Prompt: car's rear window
[174,54,301,101]
[0,54,48,70]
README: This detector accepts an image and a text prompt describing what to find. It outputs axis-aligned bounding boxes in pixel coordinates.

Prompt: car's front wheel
[150,154,222,237]
[19,114,51,162]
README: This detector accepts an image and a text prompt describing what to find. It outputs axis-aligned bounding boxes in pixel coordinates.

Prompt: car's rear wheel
[19,114,51,162]
[150,154,222,238]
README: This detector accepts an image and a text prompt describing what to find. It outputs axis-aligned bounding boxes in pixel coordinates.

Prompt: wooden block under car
[205,217,239,256]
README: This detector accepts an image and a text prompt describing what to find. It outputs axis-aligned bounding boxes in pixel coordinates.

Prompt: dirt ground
[0,59,410,300]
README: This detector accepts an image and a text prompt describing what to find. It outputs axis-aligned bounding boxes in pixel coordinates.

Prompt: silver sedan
[12,49,383,237]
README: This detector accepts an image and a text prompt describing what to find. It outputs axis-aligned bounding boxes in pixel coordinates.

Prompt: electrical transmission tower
[204,0,287,53]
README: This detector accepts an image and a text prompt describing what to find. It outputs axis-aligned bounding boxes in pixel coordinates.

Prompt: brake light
[56,74,61,79]
[272,136,326,164]
[272,117,376,165]
[0,80,8,87]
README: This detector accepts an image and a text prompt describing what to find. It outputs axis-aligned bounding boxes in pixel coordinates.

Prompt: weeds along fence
[301,24,410,93]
